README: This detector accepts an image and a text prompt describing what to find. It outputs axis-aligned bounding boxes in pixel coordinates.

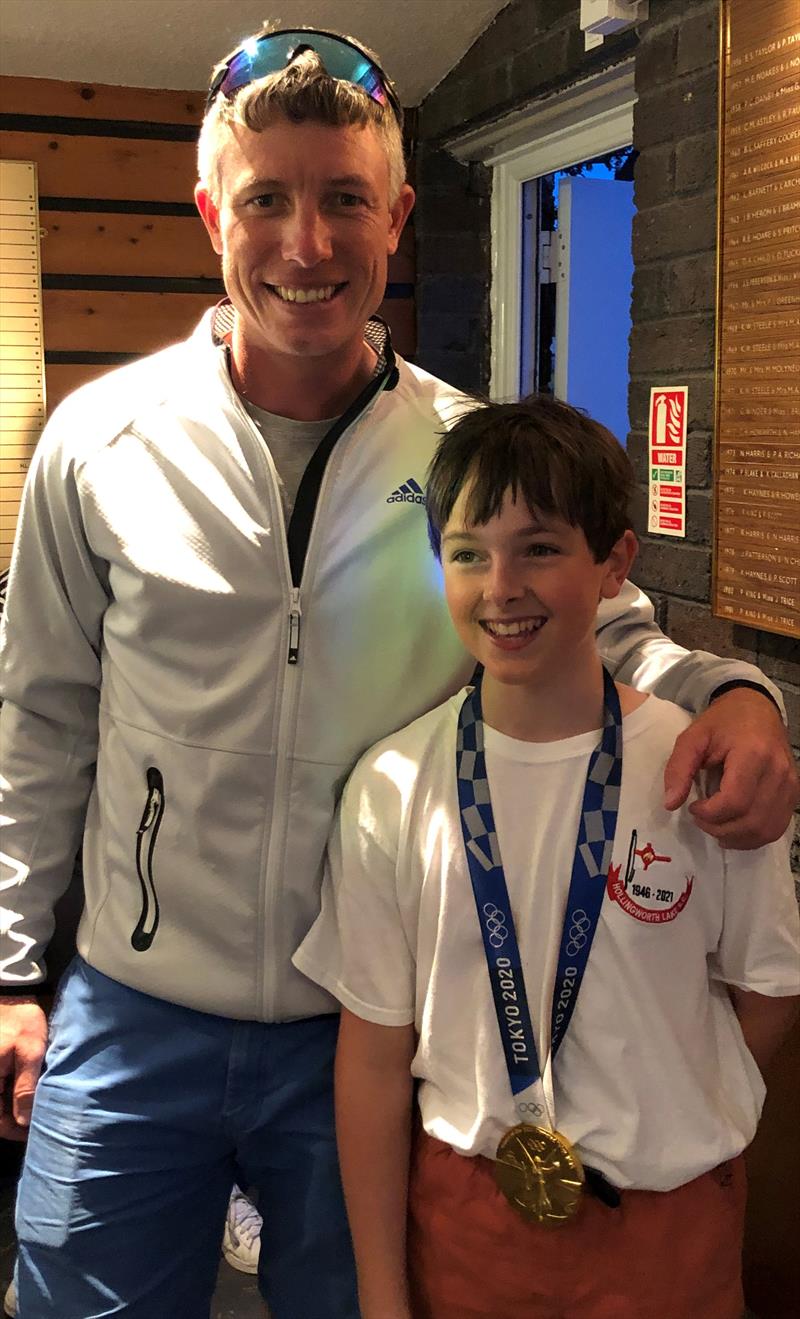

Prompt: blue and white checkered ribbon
[456,666,623,1097]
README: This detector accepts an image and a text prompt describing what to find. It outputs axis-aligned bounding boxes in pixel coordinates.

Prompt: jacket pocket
[131,766,165,952]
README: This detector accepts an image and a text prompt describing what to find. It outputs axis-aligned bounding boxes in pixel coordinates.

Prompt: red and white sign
[648,387,687,538]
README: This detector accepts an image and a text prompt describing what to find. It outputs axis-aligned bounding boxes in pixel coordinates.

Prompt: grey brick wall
[416,0,799,864]
[630,0,799,871]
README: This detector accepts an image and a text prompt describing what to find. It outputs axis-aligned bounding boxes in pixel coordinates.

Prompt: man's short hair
[426,394,634,563]
[197,28,406,202]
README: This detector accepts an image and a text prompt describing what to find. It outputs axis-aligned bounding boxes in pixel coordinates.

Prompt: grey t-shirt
[242,400,335,522]
[236,349,384,521]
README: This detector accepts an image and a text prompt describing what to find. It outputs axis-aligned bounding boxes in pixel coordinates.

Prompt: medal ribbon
[456,666,622,1099]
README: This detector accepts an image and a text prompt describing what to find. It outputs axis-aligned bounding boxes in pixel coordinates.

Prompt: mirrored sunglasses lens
[219,50,258,99]
[286,35,390,105]
[352,62,388,105]
[298,35,377,87]
[218,31,390,109]
[218,32,299,98]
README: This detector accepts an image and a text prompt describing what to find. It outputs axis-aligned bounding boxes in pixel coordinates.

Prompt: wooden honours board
[714,0,800,639]
[0,160,46,574]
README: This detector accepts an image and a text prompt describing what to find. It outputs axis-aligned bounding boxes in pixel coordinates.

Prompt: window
[448,61,636,431]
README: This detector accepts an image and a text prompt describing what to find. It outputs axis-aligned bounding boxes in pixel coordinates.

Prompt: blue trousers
[15,958,359,1318]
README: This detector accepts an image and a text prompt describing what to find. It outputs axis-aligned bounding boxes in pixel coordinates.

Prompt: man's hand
[0,998,47,1140]
[663,689,799,849]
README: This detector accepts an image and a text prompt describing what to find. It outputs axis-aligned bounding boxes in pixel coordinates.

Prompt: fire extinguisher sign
[648,386,687,538]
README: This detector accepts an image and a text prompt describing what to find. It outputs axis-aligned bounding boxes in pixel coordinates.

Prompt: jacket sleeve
[595,580,784,717]
[0,413,109,988]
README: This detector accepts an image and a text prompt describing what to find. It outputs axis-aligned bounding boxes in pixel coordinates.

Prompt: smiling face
[195,116,414,376]
[441,485,635,701]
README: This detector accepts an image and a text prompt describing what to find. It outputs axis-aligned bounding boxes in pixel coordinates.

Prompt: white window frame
[447,61,636,400]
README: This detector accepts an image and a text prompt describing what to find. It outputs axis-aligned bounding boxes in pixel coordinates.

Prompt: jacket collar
[209,298,398,390]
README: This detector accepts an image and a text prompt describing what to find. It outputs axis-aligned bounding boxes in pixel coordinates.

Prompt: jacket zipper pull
[138,791,161,832]
[288,588,301,665]
[137,773,163,833]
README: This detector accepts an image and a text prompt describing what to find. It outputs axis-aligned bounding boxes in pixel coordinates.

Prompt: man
[0,25,796,1319]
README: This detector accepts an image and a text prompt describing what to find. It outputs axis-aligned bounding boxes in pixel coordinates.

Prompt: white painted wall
[0,0,511,102]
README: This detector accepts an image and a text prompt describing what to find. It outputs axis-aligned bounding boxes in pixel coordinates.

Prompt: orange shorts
[408,1128,746,1319]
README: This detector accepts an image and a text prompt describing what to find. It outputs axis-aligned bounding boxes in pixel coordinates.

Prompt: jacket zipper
[219,343,395,1015]
[260,371,399,1013]
[225,380,303,667]
[288,587,302,665]
[223,377,305,1013]
[131,766,165,952]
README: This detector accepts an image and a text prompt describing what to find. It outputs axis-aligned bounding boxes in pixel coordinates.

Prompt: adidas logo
[387,476,426,505]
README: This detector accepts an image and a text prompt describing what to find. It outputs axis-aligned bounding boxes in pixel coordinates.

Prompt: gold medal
[494,1123,584,1227]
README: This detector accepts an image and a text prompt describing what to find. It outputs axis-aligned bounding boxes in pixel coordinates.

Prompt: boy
[294,395,800,1319]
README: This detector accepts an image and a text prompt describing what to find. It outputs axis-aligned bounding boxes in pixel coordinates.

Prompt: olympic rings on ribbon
[482,902,509,949]
[517,1100,545,1118]
[565,908,591,957]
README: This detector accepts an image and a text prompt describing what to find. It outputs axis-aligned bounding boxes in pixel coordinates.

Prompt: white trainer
[3,1277,16,1319]
[221,1184,262,1275]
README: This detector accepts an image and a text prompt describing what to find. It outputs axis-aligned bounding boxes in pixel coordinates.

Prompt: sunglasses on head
[206,27,403,127]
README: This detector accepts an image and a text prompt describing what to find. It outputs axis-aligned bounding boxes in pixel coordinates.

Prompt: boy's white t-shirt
[294,692,800,1192]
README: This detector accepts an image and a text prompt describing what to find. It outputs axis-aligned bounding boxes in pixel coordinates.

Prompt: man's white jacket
[0,312,779,1020]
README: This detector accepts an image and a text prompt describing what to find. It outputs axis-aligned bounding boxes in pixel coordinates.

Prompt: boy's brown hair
[426,394,634,563]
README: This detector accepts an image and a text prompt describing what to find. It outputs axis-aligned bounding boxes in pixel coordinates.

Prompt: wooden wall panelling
[0,131,198,204]
[40,211,219,278]
[0,74,212,561]
[45,360,128,413]
[0,76,204,124]
[42,288,219,355]
[0,74,212,416]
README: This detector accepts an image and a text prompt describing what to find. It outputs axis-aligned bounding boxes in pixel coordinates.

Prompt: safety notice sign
[648,387,687,537]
